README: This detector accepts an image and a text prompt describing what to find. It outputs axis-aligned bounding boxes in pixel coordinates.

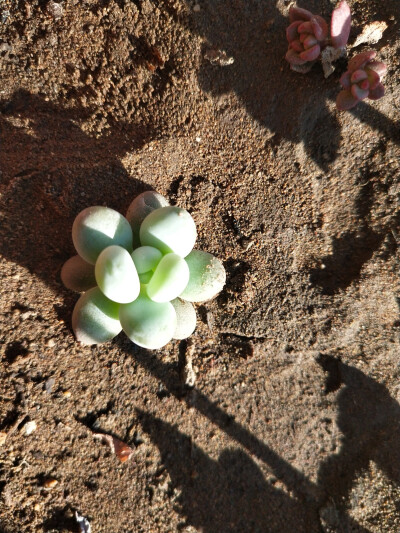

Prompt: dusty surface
[0,1,399,532]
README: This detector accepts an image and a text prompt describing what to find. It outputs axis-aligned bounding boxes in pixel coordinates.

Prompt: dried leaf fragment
[321,45,346,78]
[180,339,196,387]
[204,49,234,66]
[352,21,388,48]
[93,433,134,463]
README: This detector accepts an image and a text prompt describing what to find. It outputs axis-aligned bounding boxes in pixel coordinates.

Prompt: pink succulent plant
[285,7,329,68]
[336,50,387,110]
[285,1,351,71]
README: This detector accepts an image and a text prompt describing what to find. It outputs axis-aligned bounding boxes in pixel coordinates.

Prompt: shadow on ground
[0,90,153,294]
[118,337,400,532]
[185,0,400,170]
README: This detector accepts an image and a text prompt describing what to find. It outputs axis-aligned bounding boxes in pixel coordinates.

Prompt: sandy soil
[0,1,399,532]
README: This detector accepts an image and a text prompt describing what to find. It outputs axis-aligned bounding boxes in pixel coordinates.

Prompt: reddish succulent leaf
[365,68,380,90]
[286,21,301,41]
[311,16,329,41]
[289,6,313,23]
[300,43,320,62]
[350,69,368,84]
[298,21,313,34]
[286,48,306,65]
[367,60,387,78]
[336,89,358,110]
[331,0,351,48]
[303,35,318,48]
[368,82,385,100]
[348,50,376,72]
[351,84,369,101]
[290,39,304,53]
[339,71,351,89]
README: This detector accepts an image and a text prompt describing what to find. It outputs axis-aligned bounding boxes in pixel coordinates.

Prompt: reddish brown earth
[0,1,399,532]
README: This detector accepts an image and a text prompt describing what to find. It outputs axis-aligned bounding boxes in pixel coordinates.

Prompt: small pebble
[46,0,63,19]
[47,339,56,348]
[193,4,201,12]
[23,421,37,435]
[43,478,58,489]
[45,377,55,394]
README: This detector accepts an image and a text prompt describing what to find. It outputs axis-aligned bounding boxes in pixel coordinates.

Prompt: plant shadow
[138,409,316,533]
[0,90,154,294]
[317,354,400,527]
[120,337,400,532]
[187,0,399,170]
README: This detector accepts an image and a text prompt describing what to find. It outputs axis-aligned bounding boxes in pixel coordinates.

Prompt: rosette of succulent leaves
[61,191,226,350]
[285,1,387,110]
[285,0,351,74]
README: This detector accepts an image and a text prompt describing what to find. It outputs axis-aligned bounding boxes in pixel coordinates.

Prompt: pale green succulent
[61,191,226,349]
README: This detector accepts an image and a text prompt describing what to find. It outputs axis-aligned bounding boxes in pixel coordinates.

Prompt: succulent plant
[61,191,226,349]
[336,50,387,110]
[285,1,351,73]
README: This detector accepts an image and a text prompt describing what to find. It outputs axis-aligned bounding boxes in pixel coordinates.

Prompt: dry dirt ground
[0,1,400,532]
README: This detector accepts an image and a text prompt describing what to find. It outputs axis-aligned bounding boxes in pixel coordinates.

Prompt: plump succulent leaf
[286,48,308,66]
[311,16,329,41]
[146,253,190,303]
[139,271,153,284]
[61,255,96,293]
[131,246,163,274]
[348,50,376,72]
[72,287,122,345]
[286,21,302,41]
[120,289,176,349]
[179,250,226,302]
[126,191,169,246]
[331,0,351,49]
[300,43,321,62]
[140,206,197,258]
[171,298,197,340]
[368,82,385,100]
[72,206,133,264]
[336,89,359,110]
[289,6,313,23]
[367,60,387,78]
[95,245,140,304]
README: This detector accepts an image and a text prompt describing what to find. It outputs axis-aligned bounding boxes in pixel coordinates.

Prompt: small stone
[0,42,12,53]
[193,4,201,12]
[46,339,56,348]
[23,421,37,435]
[43,478,58,489]
[46,0,63,19]
[45,377,55,393]
[62,390,71,398]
